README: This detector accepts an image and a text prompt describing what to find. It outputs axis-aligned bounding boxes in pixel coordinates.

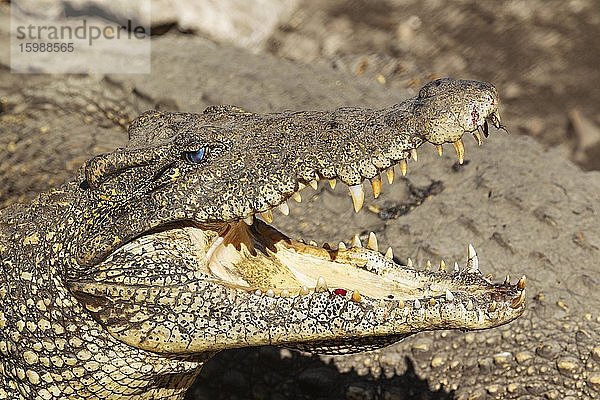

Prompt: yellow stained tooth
[348,184,365,213]
[426,260,432,270]
[511,290,526,309]
[436,144,443,156]
[384,247,393,259]
[517,275,527,289]
[351,290,362,302]
[278,202,290,215]
[439,259,447,271]
[243,215,254,225]
[338,241,347,251]
[291,192,302,202]
[400,159,408,176]
[385,167,395,184]
[328,179,337,190]
[370,175,382,198]
[504,274,511,285]
[367,232,378,251]
[261,210,273,223]
[453,138,465,164]
[473,130,483,146]
[410,148,418,161]
[352,234,362,248]
[309,180,318,190]
[407,257,413,267]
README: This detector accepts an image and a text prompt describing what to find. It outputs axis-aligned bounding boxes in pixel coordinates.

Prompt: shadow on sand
[187,347,454,400]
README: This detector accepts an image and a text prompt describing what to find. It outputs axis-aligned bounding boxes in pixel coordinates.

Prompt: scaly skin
[0,78,524,399]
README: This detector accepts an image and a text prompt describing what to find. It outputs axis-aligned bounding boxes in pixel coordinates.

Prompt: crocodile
[0,77,524,399]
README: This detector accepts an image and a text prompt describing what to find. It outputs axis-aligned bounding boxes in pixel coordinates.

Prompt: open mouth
[70,104,526,355]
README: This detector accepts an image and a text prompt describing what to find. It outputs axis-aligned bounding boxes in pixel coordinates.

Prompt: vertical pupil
[186,148,206,163]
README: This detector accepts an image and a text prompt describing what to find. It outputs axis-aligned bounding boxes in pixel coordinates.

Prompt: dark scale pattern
[0,78,518,399]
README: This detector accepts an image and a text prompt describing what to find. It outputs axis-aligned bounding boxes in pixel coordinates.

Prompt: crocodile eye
[184,148,206,164]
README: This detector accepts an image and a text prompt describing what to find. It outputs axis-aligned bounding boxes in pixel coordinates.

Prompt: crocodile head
[70,78,525,355]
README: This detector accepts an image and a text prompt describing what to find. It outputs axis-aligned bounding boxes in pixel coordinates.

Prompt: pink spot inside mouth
[333,288,348,296]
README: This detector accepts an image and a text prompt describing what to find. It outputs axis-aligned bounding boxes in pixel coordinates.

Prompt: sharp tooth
[298,182,306,190]
[511,290,526,309]
[261,210,273,223]
[425,260,432,271]
[328,179,337,190]
[407,257,413,267]
[265,289,275,297]
[483,120,489,137]
[466,299,474,310]
[468,254,479,272]
[309,180,318,190]
[351,290,362,302]
[429,298,436,306]
[384,247,393,259]
[385,166,395,184]
[315,276,328,292]
[452,138,465,164]
[488,301,497,312]
[244,215,254,225]
[436,144,443,156]
[348,184,365,212]
[309,240,318,247]
[439,259,447,271]
[410,148,418,161]
[299,286,310,295]
[399,159,408,176]
[367,232,378,251]
[291,192,302,202]
[445,290,454,301]
[414,299,421,309]
[278,202,290,215]
[468,243,477,259]
[517,275,527,289]
[370,175,382,198]
[398,299,405,308]
[504,274,511,285]
[254,289,262,296]
[454,262,460,273]
[352,234,362,248]
[473,130,483,146]
[338,241,347,250]
[281,289,289,298]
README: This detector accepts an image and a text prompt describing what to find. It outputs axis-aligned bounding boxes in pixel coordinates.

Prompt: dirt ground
[265,0,600,170]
